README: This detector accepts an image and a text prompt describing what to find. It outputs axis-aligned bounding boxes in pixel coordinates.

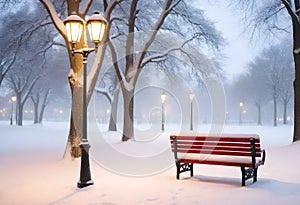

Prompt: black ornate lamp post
[189,92,195,131]
[64,11,107,189]
[161,92,166,132]
[10,95,16,125]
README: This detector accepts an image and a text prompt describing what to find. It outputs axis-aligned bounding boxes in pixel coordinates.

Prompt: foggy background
[0,0,294,127]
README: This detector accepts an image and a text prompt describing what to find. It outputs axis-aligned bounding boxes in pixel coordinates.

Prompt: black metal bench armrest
[261,149,266,164]
[172,136,179,163]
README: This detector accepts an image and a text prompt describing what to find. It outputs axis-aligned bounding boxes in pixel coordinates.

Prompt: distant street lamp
[189,92,195,131]
[161,92,166,132]
[10,96,16,125]
[239,102,244,125]
[64,11,107,189]
[106,109,111,123]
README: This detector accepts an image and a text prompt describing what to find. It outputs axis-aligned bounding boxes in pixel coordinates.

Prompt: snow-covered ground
[0,121,299,205]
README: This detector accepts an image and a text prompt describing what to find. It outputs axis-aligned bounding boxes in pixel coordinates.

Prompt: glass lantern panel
[161,93,166,103]
[88,21,106,43]
[66,22,83,43]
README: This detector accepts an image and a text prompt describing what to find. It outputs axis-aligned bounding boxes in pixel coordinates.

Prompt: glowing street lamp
[64,12,107,52]
[239,102,244,125]
[106,109,111,123]
[189,92,195,131]
[10,96,16,125]
[161,92,166,132]
[64,14,84,48]
[64,11,107,189]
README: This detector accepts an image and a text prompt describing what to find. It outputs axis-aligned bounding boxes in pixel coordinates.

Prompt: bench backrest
[170,134,262,158]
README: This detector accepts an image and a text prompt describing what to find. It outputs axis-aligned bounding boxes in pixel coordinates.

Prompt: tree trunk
[31,95,39,124]
[273,96,277,127]
[63,75,83,158]
[256,103,262,125]
[293,21,300,141]
[17,102,23,126]
[38,104,46,124]
[293,53,300,141]
[283,100,288,125]
[109,87,120,131]
[121,87,134,141]
[33,103,39,124]
[15,100,18,125]
[39,89,50,124]
[63,113,82,159]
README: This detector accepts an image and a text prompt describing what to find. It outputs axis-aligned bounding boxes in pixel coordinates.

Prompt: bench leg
[176,164,180,180]
[253,168,258,183]
[190,163,194,177]
[241,165,246,186]
[176,162,193,180]
[241,165,258,186]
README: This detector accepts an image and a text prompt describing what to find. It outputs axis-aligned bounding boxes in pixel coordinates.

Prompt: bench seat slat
[178,153,264,168]
[179,158,264,168]
[171,144,261,153]
[171,135,260,143]
[175,149,258,157]
[172,141,260,148]
[173,149,262,157]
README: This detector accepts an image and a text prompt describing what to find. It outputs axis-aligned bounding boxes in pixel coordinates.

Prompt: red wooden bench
[170,134,266,186]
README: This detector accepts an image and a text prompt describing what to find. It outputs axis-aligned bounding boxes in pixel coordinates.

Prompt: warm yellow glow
[63,12,85,44]
[64,12,107,49]
[65,21,83,43]
[87,12,107,45]
[11,96,16,102]
[161,93,166,103]
[189,93,195,101]
[87,21,106,44]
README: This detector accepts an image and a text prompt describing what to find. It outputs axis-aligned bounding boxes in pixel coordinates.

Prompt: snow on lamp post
[10,95,16,125]
[64,11,107,189]
[239,102,244,125]
[189,92,195,131]
[161,92,166,132]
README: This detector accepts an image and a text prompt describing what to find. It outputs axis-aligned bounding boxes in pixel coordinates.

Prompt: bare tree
[0,5,26,87]
[30,88,51,124]
[0,2,62,125]
[263,49,281,127]
[277,40,294,124]
[234,38,294,126]
[280,72,294,124]
[0,54,17,87]
[95,67,119,131]
[107,0,223,141]
[259,41,294,126]
[235,0,300,141]
[233,71,269,125]
[7,70,40,126]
